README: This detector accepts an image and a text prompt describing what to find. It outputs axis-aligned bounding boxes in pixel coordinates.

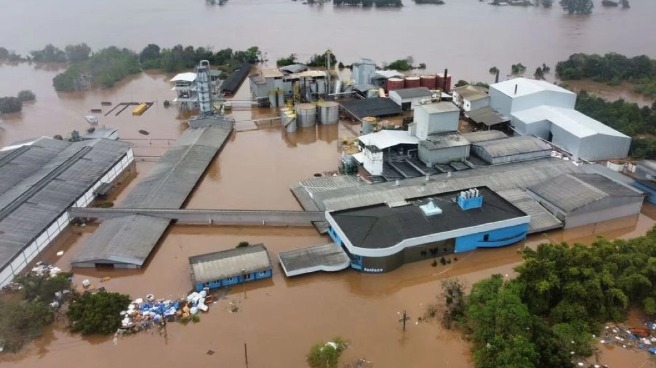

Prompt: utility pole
[398,310,410,332]
[242,268,247,299]
[326,49,332,97]
[244,343,249,368]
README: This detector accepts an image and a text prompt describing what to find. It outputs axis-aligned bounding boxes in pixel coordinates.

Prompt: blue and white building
[325,187,530,273]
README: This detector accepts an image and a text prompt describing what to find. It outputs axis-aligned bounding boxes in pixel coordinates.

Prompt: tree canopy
[17,90,36,102]
[306,337,348,368]
[30,44,67,63]
[67,290,131,335]
[560,0,593,14]
[0,96,22,113]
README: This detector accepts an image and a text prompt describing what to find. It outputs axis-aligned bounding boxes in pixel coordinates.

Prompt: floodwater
[1,1,656,366]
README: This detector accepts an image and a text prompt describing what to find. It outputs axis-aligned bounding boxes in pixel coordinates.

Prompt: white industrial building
[489,78,631,161]
[0,137,133,287]
[170,67,221,110]
[451,85,489,112]
[413,102,460,140]
[418,132,471,166]
[527,173,644,229]
[356,130,419,176]
[389,87,433,111]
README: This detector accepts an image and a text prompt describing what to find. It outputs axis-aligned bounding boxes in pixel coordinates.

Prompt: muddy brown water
[1,1,656,364]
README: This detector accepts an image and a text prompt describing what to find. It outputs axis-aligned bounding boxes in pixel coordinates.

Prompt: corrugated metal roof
[512,106,628,139]
[462,130,508,143]
[71,123,232,267]
[527,173,642,213]
[189,244,271,283]
[418,101,459,114]
[0,138,131,270]
[473,136,551,158]
[497,189,562,233]
[170,72,196,82]
[491,77,575,98]
[465,106,509,127]
[358,130,419,150]
[452,85,488,101]
[339,98,402,119]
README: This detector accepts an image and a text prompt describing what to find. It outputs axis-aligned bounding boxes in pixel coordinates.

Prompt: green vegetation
[64,43,91,63]
[440,279,467,329]
[53,47,140,91]
[0,96,22,113]
[277,54,298,67]
[455,80,490,89]
[386,56,424,71]
[17,90,36,102]
[560,0,593,14]
[139,44,261,73]
[236,241,250,248]
[0,274,72,352]
[67,290,131,335]
[449,227,656,368]
[333,0,403,7]
[307,52,337,68]
[557,53,656,98]
[306,337,348,368]
[539,0,553,7]
[488,66,499,75]
[30,44,67,63]
[511,62,527,75]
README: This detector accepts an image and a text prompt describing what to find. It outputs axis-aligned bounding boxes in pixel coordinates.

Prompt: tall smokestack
[495,69,500,84]
[514,84,518,95]
[443,69,448,91]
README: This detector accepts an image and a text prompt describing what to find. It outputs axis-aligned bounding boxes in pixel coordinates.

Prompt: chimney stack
[443,69,448,91]
[495,69,500,84]
[514,84,518,95]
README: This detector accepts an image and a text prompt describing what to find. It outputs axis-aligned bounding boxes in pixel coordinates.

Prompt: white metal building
[357,130,419,176]
[418,132,471,165]
[351,58,377,86]
[451,85,489,112]
[0,138,133,287]
[489,78,630,161]
[527,173,644,229]
[413,102,460,140]
[389,87,433,111]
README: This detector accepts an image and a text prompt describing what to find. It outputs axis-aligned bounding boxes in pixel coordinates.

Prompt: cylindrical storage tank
[436,74,452,92]
[318,101,339,125]
[295,103,317,127]
[362,116,376,135]
[386,77,405,91]
[285,113,297,133]
[269,90,278,108]
[405,76,421,88]
[420,75,437,89]
[277,90,285,107]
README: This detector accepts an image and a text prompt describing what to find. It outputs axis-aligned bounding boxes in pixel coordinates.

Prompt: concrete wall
[465,97,489,112]
[363,148,383,176]
[414,107,459,140]
[419,145,470,165]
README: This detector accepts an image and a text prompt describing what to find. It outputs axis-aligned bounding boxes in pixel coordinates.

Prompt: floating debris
[138,129,150,135]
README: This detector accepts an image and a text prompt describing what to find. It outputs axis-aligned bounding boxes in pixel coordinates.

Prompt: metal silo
[296,103,317,127]
[405,76,421,88]
[386,78,405,91]
[318,101,339,125]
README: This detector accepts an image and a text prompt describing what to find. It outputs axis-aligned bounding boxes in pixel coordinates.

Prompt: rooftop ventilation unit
[420,199,443,216]
[457,188,483,211]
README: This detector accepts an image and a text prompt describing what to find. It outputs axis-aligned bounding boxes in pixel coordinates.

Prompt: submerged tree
[560,0,593,15]
[306,337,348,368]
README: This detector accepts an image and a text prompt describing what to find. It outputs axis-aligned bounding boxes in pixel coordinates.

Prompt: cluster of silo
[295,103,317,128]
[318,101,339,125]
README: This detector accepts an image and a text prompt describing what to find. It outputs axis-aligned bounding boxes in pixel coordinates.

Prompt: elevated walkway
[278,243,351,277]
[70,208,325,226]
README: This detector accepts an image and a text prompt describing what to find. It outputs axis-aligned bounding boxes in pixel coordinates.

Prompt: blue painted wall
[633,182,656,204]
[194,268,273,292]
[454,223,529,253]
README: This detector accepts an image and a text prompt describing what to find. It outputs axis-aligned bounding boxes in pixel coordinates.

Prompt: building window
[483,234,490,242]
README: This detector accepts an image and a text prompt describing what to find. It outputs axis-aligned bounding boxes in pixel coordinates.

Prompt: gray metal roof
[465,106,509,127]
[0,138,131,270]
[418,102,460,114]
[452,85,489,101]
[278,243,350,277]
[472,136,551,158]
[72,122,233,267]
[420,132,470,150]
[391,87,432,99]
[292,158,583,232]
[527,173,643,213]
[497,189,562,233]
[462,130,508,143]
[189,244,271,283]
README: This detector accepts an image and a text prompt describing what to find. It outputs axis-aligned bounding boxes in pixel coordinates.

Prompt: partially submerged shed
[189,244,272,291]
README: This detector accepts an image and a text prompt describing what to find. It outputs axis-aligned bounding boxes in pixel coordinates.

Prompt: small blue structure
[189,244,272,292]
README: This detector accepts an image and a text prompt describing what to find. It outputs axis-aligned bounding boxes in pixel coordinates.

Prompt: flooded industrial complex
[2,1,656,367]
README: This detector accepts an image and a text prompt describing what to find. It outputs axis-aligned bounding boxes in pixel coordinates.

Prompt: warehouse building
[489,78,630,161]
[526,173,644,229]
[325,187,530,273]
[189,244,272,292]
[389,87,433,111]
[471,136,552,165]
[451,85,489,112]
[412,102,460,140]
[0,137,133,287]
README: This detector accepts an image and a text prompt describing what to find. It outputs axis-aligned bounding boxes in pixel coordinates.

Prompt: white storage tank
[296,103,317,127]
[318,101,339,125]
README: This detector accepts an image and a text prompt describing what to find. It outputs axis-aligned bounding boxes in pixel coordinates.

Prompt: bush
[17,90,36,102]
[306,337,348,368]
[67,291,131,335]
[0,299,55,352]
[0,96,22,113]
[276,54,297,67]
[236,241,250,248]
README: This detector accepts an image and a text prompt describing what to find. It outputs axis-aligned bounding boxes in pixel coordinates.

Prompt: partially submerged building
[526,173,644,229]
[189,244,272,291]
[0,137,133,287]
[325,187,530,273]
[451,85,489,112]
[490,78,631,161]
